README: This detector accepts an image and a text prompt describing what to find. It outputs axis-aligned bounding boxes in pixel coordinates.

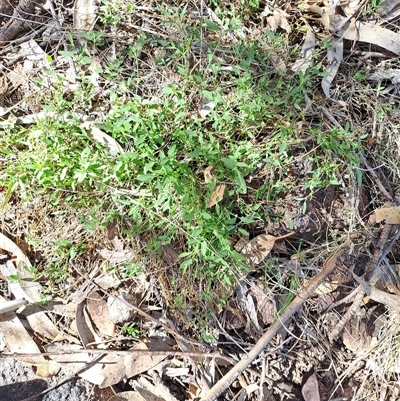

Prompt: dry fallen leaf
[263,9,291,33]
[321,37,343,98]
[135,376,179,401]
[301,372,320,401]
[199,100,216,119]
[108,392,146,401]
[86,291,115,337]
[241,232,295,267]
[206,184,226,208]
[204,166,215,184]
[340,0,361,16]
[333,15,400,55]
[292,26,316,74]
[378,0,400,21]
[375,206,400,224]
[0,296,60,377]
[74,0,98,31]
[353,274,400,312]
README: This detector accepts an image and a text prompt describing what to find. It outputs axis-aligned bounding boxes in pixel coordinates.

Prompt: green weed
[0,6,363,314]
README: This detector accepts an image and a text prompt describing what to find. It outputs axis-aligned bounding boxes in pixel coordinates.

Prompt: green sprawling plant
[0,5,363,312]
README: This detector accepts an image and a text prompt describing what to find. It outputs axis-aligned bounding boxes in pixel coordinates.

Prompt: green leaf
[59,50,75,58]
[162,86,175,94]
[180,259,192,273]
[223,274,232,285]
[81,56,91,65]
[201,241,208,256]
[204,19,220,32]
[240,216,255,224]
[221,157,237,169]
[1,181,18,212]
[136,174,155,182]
[238,227,249,236]
[234,169,247,194]
[183,212,195,221]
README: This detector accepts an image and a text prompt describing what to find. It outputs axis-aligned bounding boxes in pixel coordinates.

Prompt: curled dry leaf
[333,15,400,55]
[206,184,226,208]
[321,37,343,98]
[292,26,316,74]
[241,232,295,267]
[375,206,400,224]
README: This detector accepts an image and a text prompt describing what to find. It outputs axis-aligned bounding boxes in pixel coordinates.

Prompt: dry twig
[199,247,348,401]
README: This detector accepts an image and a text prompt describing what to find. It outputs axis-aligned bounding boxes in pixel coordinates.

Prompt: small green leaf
[183,212,195,221]
[240,216,255,224]
[223,274,232,285]
[238,227,249,236]
[136,174,155,182]
[180,259,192,273]
[201,241,208,256]
[59,50,75,58]
[221,157,237,169]
[204,19,220,32]
[234,169,247,194]
[81,56,91,65]
[201,212,212,220]
[1,181,18,211]
[162,86,175,94]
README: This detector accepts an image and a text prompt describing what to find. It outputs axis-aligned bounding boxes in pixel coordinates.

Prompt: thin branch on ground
[0,349,234,364]
[361,156,394,203]
[199,247,348,401]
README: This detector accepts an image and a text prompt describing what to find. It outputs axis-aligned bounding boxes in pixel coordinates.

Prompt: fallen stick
[200,247,347,401]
